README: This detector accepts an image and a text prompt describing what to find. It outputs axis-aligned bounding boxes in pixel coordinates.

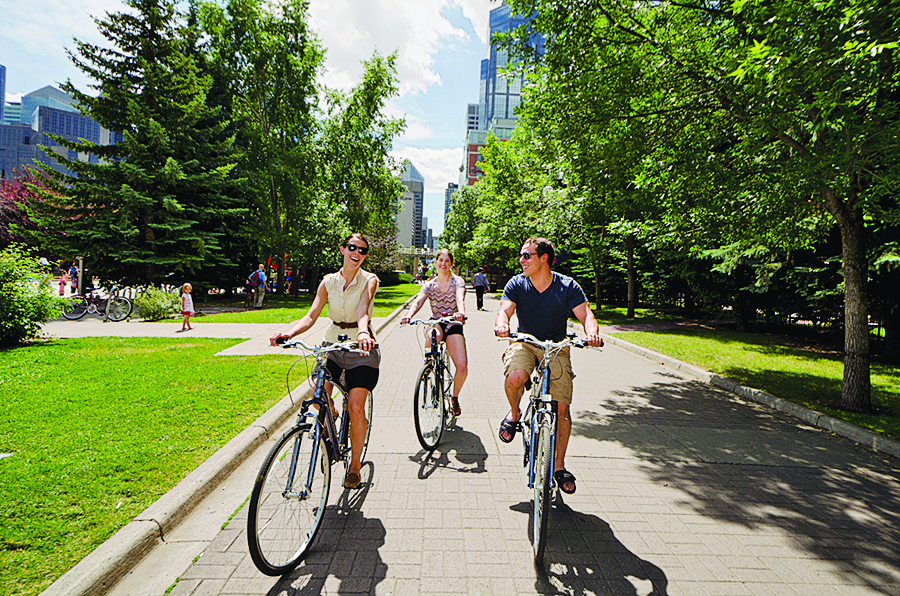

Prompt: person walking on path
[473,267,488,311]
[248,264,267,308]
[401,248,469,417]
[269,233,380,489]
[494,237,603,495]
[180,283,195,331]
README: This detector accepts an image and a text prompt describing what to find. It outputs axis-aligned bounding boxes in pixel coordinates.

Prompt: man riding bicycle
[494,237,603,495]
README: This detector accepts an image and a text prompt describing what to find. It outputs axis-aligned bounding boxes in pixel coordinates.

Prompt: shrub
[0,245,65,347]
[135,285,180,321]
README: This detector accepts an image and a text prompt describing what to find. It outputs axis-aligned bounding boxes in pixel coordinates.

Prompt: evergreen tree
[25,0,243,286]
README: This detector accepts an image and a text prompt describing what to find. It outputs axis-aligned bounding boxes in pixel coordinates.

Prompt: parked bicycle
[402,315,465,451]
[497,331,599,563]
[62,285,133,322]
[247,336,375,576]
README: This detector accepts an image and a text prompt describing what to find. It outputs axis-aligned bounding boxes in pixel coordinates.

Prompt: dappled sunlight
[571,376,900,593]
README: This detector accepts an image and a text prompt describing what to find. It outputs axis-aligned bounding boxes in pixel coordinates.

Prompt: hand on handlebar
[494,323,510,338]
[585,333,604,348]
[270,333,291,347]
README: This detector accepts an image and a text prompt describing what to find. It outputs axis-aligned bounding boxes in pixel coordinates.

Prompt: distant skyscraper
[478,4,544,130]
[0,64,6,124]
[399,161,425,248]
[445,182,458,216]
[463,3,544,186]
[0,81,111,181]
[465,104,479,134]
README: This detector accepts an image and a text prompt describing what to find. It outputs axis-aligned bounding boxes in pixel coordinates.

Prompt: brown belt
[334,321,358,329]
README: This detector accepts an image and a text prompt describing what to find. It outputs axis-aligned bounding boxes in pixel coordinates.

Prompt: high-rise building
[0,82,112,181]
[465,104,479,134]
[399,160,425,248]
[463,3,544,186]
[478,4,544,131]
[0,64,6,124]
[445,182,458,216]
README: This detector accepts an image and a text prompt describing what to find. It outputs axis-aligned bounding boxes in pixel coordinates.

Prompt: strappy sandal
[499,416,518,443]
[451,396,461,417]
[554,469,576,494]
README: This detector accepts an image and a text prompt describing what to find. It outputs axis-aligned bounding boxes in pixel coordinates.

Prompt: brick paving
[166,293,900,596]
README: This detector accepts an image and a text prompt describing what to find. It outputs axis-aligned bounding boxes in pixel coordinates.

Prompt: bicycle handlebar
[275,337,376,355]
[402,315,467,326]
[497,332,601,351]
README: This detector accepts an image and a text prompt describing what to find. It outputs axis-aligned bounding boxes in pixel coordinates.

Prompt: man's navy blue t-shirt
[501,272,588,341]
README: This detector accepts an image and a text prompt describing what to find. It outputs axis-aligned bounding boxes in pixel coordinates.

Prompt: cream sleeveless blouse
[322,268,380,364]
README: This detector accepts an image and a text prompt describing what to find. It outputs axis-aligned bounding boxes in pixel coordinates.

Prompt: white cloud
[391,146,463,194]
[3,0,124,58]
[308,0,496,96]
[5,92,25,103]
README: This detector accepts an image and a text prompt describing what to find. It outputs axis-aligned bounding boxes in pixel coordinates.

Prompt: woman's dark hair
[341,233,370,248]
[524,236,555,266]
[435,248,454,265]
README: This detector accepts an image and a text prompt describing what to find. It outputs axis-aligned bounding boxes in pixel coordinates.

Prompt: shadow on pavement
[510,499,669,595]
[267,462,386,595]
[573,375,900,593]
[408,419,488,479]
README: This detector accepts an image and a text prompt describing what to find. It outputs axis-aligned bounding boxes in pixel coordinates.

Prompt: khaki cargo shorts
[502,342,574,405]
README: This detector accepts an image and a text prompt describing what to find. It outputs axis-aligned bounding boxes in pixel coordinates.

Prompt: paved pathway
[47,295,900,596]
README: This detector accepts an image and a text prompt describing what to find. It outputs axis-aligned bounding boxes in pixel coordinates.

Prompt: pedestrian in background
[59,271,69,296]
[473,267,488,311]
[180,283,195,331]
[248,264,267,308]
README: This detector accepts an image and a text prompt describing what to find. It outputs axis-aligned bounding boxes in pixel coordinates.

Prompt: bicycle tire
[413,362,444,451]
[62,296,89,320]
[533,418,553,563]
[248,423,330,575]
[106,297,131,322]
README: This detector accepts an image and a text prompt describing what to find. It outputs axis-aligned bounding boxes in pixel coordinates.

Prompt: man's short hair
[525,237,555,266]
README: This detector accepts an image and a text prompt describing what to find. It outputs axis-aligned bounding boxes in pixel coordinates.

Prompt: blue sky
[2,0,500,233]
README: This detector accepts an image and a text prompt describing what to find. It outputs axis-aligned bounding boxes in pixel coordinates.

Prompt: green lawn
[0,338,306,596]
[615,327,900,441]
[195,283,420,323]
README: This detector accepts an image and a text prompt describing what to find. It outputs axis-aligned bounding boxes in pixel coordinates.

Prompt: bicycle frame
[525,365,557,490]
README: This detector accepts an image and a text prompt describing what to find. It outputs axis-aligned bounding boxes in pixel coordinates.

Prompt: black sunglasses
[345,244,369,255]
[520,251,539,260]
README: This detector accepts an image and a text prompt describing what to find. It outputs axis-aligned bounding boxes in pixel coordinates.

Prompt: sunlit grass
[0,337,304,596]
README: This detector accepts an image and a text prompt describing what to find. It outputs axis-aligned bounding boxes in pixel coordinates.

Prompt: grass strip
[0,337,305,596]
[195,283,420,323]
[615,327,900,440]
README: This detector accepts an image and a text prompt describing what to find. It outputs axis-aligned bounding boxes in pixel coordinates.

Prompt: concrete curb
[600,332,900,461]
[41,295,417,596]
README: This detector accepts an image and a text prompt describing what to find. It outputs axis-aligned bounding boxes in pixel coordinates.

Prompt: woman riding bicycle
[269,233,379,489]
[401,248,468,417]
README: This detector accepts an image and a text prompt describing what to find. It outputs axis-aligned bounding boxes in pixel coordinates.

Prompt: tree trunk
[823,188,871,412]
[290,258,301,296]
[884,304,899,364]
[626,234,636,318]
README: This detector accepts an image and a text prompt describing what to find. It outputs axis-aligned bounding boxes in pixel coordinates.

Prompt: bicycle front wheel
[413,362,444,451]
[107,297,132,322]
[533,419,553,563]
[248,423,331,575]
[62,296,89,320]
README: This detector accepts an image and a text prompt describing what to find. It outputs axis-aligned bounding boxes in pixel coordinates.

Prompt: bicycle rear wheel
[248,422,330,575]
[62,296,89,320]
[533,418,553,563]
[106,297,131,321]
[413,362,444,451]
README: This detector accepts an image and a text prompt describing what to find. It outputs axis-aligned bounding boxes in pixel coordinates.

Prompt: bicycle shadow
[510,499,668,595]
[267,461,386,595]
[408,419,488,479]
